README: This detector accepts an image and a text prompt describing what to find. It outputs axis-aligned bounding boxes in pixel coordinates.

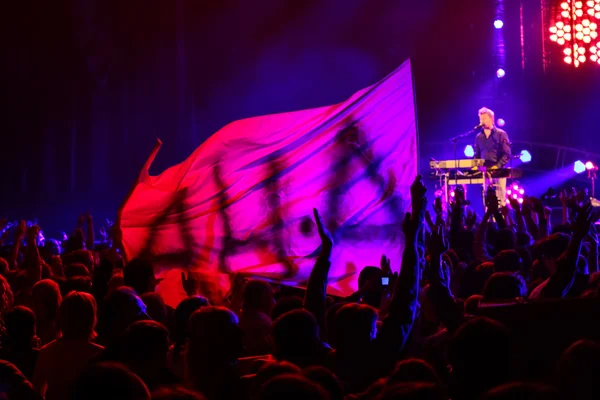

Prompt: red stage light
[549,0,600,67]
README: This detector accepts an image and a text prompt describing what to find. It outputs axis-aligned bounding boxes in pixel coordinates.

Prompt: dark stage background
[2,0,600,233]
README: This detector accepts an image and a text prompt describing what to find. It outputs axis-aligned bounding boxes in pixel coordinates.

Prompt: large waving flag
[119,60,418,307]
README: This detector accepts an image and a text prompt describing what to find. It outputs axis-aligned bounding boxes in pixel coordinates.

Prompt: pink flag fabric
[120,59,418,307]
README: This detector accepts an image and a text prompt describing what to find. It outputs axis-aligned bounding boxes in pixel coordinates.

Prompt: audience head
[334,303,378,354]
[464,294,483,315]
[31,279,61,337]
[557,339,600,400]
[325,302,347,348]
[0,274,14,317]
[358,266,383,308]
[97,287,148,345]
[482,272,527,302]
[376,382,446,400]
[108,272,125,292]
[242,279,275,315]
[537,233,571,276]
[449,317,512,398]
[0,257,9,275]
[258,374,329,400]
[3,306,36,348]
[122,320,170,386]
[65,263,91,279]
[255,361,301,389]
[516,231,533,248]
[58,291,97,340]
[302,366,344,400]
[140,292,168,327]
[70,362,150,400]
[483,382,557,400]
[173,295,210,347]
[386,358,440,387]
[187,306,242,367]
[0,360,41,400]
[151,386,206,400]
[495,228,517,253]
[271,295,303,321]
[272,309,321,367]
[123,258,160,296]
[494,250,523,274]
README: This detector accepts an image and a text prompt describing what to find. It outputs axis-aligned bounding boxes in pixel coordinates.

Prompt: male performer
[474,107,511,206]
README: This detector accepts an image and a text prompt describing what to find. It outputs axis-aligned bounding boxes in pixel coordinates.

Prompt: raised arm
[304,208,333,334]
[508,197,527,234]
[473,190,498,262]
[541,203,593,299]
[85,213,95,250]
[377,175,426,353]
[559,190,570,226]
[426,226,463,333]
[8,220,26,270]
[586,225,599,274]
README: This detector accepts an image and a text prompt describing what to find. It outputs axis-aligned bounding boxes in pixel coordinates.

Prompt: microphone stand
[446,127,479,207]
[449,128,479,169]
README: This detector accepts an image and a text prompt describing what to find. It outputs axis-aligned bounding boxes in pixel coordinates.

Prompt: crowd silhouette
[1,176,600,399]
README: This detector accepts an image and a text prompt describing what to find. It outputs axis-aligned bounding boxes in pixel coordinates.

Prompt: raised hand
[15,220,27,238]
[78,214,85,228]
[544,206,552,221]
[522,197,533,217]
[181,271,199,297]
[559,189,568,207]
[313,208,333,257]
[433,196,443,215]
[485,189,499,215]
[573,203,594,240]
[99,226,108,241]
[508,196,521,212]
[465,209,478,230]
[429,225,449,257]
[85,213,93,225]
[531,197,544,216]
[410,175,427,222]
[26,225,41,243]
[426,225,451,289]
[380,254,391,276]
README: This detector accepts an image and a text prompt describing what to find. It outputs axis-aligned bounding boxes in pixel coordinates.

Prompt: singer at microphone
[473,107,511,206]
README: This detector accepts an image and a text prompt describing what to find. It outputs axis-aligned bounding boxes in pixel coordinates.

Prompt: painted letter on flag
[119,59,418,307]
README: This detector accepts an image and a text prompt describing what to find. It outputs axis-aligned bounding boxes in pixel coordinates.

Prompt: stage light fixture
[497,118,506,127]
[464,145,475,158]
[575,160,586,173]
[494,20,504,29]
[586,161,595,170]
[496,68,506,78]
[520,150,532,163]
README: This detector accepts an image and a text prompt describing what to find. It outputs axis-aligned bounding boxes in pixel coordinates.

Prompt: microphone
[473,123,483,130]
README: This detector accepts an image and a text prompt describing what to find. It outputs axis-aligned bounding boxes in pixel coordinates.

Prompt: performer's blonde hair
[478,107,495,120]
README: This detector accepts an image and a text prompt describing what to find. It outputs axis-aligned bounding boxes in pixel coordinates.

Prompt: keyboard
[429,159,485,169]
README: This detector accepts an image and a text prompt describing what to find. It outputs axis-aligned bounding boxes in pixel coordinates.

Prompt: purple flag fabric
[120,59,418,306]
